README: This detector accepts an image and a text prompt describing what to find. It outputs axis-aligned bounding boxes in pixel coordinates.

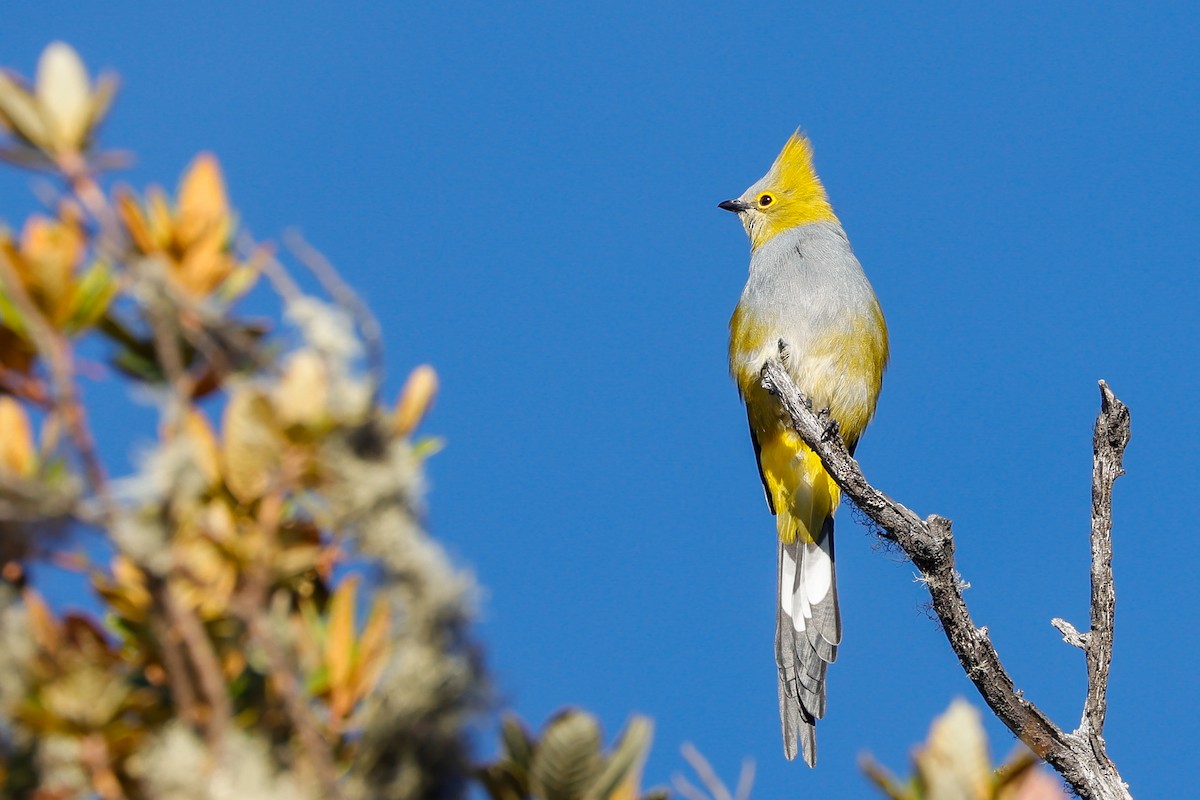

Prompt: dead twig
[759,361,1131,800]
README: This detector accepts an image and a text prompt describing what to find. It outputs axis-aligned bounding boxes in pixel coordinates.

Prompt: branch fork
[759,361,1132,800]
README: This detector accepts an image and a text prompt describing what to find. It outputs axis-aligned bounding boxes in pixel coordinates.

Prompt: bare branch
[1082,381,1128,739]
[161,582,233,752]
[146,602,200,728]
[758,361,1132,800]
[1050,617,1088,650]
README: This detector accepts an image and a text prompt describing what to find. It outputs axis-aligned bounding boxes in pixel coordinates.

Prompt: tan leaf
[181,407,221,486]
[101,555,152,621]
[201,499,238,548]
[0,396,35,476]
[276,350,329,428]
[394,364,438,436]
[35,42,92,152]
[23,587,59,651]
[220,387,281,503]
[87,72,120,132]
[915,698,991,800]
[0,72,49,146]
[172,536,235,620]
[1000,767,1068,800]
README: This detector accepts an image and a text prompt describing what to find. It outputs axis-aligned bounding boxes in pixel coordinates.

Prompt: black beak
[718,199,748,213]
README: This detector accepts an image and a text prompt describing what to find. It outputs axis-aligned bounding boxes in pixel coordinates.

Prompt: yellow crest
[769,131,822,193]
[742,130,837,249]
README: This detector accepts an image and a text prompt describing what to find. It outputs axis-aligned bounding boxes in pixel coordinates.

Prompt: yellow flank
[729,308,888,447]
[727,303,769,361]
[748,132,837,251]
[759,429,839,545]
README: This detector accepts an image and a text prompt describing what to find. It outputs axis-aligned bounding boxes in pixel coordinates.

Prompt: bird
[721,130,888,766]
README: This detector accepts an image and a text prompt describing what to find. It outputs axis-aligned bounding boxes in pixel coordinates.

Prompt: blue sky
[4,4,1198,797]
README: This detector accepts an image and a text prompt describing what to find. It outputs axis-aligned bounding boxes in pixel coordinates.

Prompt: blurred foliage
[0,41,480,800]
[861,699,1068,800]
[479,711,667,800]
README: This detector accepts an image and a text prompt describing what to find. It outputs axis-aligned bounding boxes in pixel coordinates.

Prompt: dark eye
[758,193,774,207]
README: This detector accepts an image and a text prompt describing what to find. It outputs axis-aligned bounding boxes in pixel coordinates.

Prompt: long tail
[775,512,840,765]
[754,425,843,765]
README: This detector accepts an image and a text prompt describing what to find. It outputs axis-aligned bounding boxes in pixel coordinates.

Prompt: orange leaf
[353,594,392,704]
[0,396,35,476]
[115,188,155,253]
[176,153,228,248]
[326,576,359,721]
[176,239,234,296]
[146,187,173,250]
[20,212,84,324]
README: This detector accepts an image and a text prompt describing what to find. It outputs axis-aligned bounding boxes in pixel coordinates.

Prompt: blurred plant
[861,699,1068,800]
[478,710,667,800]
[0,42,484,800]
[0,42,118,169]
[670,743,753,800]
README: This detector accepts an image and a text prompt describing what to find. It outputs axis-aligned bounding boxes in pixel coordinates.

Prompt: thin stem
[244,609,342,798]
[163,584,233,752]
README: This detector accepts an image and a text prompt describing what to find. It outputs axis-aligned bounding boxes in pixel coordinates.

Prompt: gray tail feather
[775,517,839,767]
[777,669,816,765]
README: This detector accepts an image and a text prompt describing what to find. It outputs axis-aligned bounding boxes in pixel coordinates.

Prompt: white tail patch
[780,548,803,632]
[803,539,833,607]
[792,572,811,634]
[782,544,819,634]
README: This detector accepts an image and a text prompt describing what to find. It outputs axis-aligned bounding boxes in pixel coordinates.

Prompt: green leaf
[502,714,535,771]
[0,283,29,338]
[477,764,527,800]
[111,345,165,383]
[64,260,118,334]
[530,710,603,800]
[584,716,652,800]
